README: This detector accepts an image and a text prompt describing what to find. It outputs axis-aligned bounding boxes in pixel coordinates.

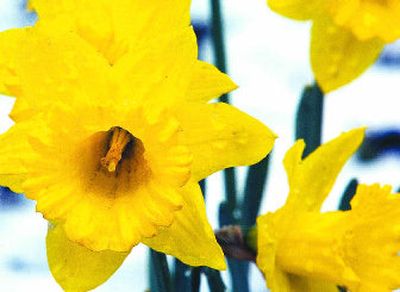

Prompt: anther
[100,127,132,172]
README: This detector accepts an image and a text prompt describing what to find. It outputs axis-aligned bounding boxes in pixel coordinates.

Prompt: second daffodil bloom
[267,0,400,92]
[0,1,277,291]
[257,128,400,291]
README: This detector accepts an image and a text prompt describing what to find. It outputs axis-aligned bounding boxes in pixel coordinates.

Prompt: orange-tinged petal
[186,61,238,103]
[176,102,276,181]
[311,17,384,92]
[267,0,326,20]
[142,182,226,270]
[287,276,339,292]
[46,223,128,291]
[284,128,365,212]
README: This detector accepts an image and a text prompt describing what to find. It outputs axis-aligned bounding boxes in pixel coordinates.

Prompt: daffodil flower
[257,128,400,291]
[0,1,277,290]
[267,0,400,92]
[2,98,274,290]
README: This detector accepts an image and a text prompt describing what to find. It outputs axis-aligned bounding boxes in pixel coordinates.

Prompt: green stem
[295,82,324,156]
[210,0,229,103]
[173,259,201,292]
[241,155,271,227]
[203,268,226,291]
[338,179,358,211]
[149,250,172,292]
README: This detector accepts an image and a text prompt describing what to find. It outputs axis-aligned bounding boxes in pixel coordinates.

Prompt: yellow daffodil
[0,2,277,290]
[257,128,400,291]
[2,97,274,290]
[267,0,400,92]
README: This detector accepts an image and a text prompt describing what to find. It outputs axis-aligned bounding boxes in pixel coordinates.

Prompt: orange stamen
[100,127,132,172]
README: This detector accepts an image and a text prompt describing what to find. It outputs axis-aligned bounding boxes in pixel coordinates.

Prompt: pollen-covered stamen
[100,127,133,172]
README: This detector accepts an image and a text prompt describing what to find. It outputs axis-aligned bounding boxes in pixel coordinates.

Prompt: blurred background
[1,0,400,291]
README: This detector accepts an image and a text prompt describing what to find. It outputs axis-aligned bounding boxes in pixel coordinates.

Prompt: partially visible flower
[1,0,236,121]
[27,0,191,65]
[257,128,400,291]
[267,0,400,92]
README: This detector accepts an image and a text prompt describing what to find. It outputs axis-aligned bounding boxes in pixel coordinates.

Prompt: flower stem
[149,249,172,292]
[173,259,200,292]
[338,179,358,211]
[295,82,324,156]
[241,155,271,227]
[203,268,226,291]
[210,0,229,104]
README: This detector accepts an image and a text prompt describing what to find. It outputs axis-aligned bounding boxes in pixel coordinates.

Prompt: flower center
[76,126,151,198]
[100,127,133,172]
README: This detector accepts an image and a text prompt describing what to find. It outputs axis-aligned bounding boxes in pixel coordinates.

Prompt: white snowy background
[1,0,400,291]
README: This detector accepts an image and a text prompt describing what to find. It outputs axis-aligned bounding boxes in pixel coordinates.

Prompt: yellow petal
[344,184,400,291]
[311,17,384,92]
[28,0,74,19]
[258,209,360,290]
[176,102,276,181]
[284,128,365,212]
[142,182,226,270]
[30,0,190,35]
[186,61,238,103]
[282,139,305,189]
[0,29,110,121]
[29,0,191,64]
[113,28,197,108]
[47,223,129,291]
[330,0,400,43]
[112,0,191,47]
[287,276,339,292]
[267,0,326,20]
[0,28,29,97]
[256,212,283,291]
[0,124,32,193]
